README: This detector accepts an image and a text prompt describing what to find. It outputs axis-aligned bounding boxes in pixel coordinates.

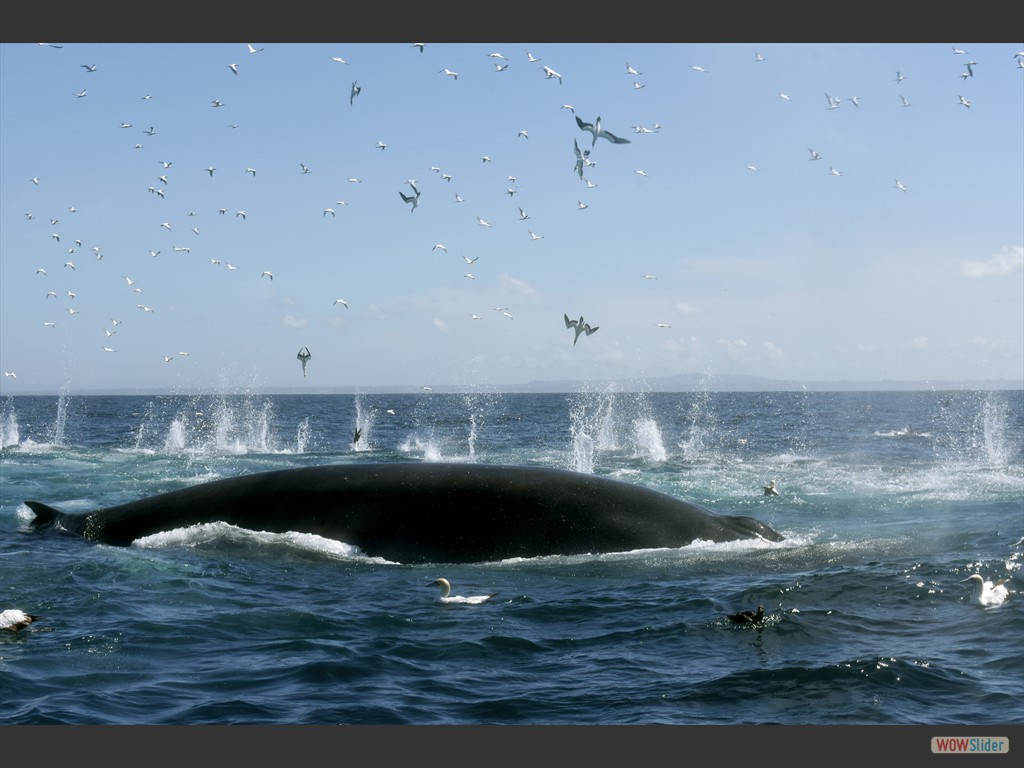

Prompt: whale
[23,462,784,564]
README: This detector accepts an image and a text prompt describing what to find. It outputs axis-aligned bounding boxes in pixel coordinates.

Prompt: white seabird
[763,480,780,496]
[297,347,311,378]
[399,183,421,212]
[430,578,495,605]
[541,65,562,84]
[350,81,361,106]
[575,115,631,147]
[573,139,590,179]
[960,574,1009,607]
[0,609,38,632]
[564,313,598,345]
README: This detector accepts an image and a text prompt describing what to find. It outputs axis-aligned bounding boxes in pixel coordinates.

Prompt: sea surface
[2,388,1022,728]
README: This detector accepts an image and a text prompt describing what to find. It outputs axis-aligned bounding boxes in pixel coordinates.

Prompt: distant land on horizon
[6,373,1023,397]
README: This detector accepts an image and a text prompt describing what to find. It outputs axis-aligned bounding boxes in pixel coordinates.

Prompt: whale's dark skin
[24,462,784,564]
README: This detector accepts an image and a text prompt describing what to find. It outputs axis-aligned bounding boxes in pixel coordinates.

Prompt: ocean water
[1,388,1022,730]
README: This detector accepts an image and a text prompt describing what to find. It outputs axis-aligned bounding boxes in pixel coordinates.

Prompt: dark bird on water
[727,605,765,624]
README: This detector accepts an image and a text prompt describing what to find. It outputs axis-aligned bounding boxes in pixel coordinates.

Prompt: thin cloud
[960,246,1023,278]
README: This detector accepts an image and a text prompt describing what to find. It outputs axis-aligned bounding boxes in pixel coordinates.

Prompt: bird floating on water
[1,609,38,632]
[727,606,765,624]
[430,578,495,605]
[961,574,1009,607]
[763,480,780,496]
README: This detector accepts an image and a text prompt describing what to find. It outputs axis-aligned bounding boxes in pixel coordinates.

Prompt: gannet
[430,578,495,605]
[573,138,590,178]
[297,347,311,378]
[0,609,37,632]
[564,314,599,345]
[399,183,421,212]
[575,115,630,147]
[727,606,765,624]
[542,66,562,84]
[960,574,1009,607]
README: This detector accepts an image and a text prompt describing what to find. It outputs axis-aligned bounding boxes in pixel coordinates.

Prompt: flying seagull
[297,347,311,378]
[575,115,631,147]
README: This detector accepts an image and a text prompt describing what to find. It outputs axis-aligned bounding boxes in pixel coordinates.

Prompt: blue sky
[1,42,1022,393]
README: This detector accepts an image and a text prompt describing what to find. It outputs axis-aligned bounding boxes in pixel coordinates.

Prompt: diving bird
[430,578,495,605]
[575,115,630,147]
[564,314,598,345]
[296,347,311,378]
[573,139,590,179]
[399,183,421,212]
[350,81,361,106]
[960,574,1009,607]
[763,480,780,496]
[0,609,38,632]
[727,606,765,624]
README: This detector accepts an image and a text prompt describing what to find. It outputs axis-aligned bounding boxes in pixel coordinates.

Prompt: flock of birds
[8,557,1017,634]
[10,43,1018,387]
